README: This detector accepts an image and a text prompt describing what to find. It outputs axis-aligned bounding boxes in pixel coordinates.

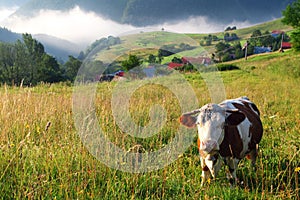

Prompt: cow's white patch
[196,104,226,154]
[237,119,252,157]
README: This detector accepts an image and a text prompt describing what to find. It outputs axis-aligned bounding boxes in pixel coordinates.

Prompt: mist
[1,6,253,47]
[0,6,19,22]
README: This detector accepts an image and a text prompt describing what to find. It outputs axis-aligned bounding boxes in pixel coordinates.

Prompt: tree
[22,33,45,84]
[282,0,300,28]
[38,54,63,83]
[0,34,64,85]
[64,56,82,81]
[215,42,230,52]
[233,42,244,59]
[122,55,142,71]
[215,42,231,62]
[282,0,300,51]
[250,30,264,47]
[148,54,156,63]
[261,31,275,47]
[0,43,15,84]
[171,57,182,64]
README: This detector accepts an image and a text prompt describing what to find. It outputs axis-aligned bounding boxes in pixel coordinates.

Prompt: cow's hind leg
[248,144,259,170]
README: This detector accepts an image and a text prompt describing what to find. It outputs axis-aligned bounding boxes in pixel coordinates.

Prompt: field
[0,46,299,199]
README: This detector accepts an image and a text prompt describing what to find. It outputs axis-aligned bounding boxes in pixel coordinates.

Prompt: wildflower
[207,178,211,184]
[295,167,300,172]
[36,126,41,134]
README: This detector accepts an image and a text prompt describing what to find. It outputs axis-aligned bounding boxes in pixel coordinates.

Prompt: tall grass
[0,51,299,199]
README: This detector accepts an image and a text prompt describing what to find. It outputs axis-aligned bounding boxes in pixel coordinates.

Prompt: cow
[179,97,263,186]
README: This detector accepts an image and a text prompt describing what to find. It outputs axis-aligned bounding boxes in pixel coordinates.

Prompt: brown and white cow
[179,97,263,186]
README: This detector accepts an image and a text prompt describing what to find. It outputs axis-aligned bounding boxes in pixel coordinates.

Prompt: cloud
[1,6,254,47]
[0,6,19,22]
[160,16,253,34]
[2,6,136,47]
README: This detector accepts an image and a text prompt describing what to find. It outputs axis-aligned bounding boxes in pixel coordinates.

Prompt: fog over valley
[1,5,255,48]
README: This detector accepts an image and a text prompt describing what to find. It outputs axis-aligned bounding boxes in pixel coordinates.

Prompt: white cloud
[2,6,136,47]
[160,16,253,34]
[0,6,19,22]
[161,16,223,34]
[1,6,254,47]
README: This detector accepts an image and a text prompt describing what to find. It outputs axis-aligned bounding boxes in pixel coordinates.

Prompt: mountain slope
[0,27,21,42]
[14,0,296,26]
[33,34,81,61]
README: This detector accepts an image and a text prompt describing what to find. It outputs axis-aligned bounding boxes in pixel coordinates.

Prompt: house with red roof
[281,42,292,49]
[168,62,184,69]
[271,30,284,38]
[168,56,212,70]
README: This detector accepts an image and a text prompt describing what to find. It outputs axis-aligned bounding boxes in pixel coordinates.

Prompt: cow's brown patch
[241,100,260,116]
[226,111,246,126]
[179,114,197,128]
[232,103,263,150]
[219,125,244,159]
[202,166,209,171]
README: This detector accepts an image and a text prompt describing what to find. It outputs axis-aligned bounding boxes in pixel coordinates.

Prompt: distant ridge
[0,27,80,61]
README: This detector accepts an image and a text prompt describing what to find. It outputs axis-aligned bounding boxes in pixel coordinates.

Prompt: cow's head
[179,103,245,177]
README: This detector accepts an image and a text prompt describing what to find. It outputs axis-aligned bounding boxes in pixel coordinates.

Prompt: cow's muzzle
[200,140,219,155]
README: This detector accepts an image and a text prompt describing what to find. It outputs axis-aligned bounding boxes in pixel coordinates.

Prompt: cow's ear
[225,110,246,126]
[179,114,197,128]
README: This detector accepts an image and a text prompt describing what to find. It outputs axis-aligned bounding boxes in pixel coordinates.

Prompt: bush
[216,64,240,71]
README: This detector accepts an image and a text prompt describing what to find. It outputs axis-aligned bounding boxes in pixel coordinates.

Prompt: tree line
[0,34,82,86]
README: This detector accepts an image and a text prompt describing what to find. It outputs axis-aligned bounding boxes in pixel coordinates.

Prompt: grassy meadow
[0,50,300,199]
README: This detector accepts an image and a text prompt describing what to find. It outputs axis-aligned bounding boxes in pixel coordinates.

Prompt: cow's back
[219,97,263,159]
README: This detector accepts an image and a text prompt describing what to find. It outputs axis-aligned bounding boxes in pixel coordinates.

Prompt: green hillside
[89,19,293,69]
[188,19,293,44]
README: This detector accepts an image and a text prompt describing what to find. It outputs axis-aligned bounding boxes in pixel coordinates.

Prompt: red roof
[272,30,284,34]
[168,62,184,69]
[182,57,211,65]
[282,42,292,49]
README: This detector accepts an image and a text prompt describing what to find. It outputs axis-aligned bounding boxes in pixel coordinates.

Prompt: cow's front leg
[200,157,210,187]
[225,157,240,186]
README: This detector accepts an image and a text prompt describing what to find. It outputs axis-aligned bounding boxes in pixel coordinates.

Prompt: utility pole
[280,32,284,52]
[244,41,248,60]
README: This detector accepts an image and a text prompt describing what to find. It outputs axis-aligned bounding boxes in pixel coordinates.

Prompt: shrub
[216,64,240,71]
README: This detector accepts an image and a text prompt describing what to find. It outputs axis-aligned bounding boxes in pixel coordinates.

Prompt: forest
[0,34,81,86]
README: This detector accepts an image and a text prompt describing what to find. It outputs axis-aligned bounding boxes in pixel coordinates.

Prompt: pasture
[0,50,299,199]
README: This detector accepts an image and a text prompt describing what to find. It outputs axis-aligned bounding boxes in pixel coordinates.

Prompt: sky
[0,5,253,47]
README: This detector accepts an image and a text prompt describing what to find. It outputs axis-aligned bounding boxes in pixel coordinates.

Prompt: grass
[0,53,300,199]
